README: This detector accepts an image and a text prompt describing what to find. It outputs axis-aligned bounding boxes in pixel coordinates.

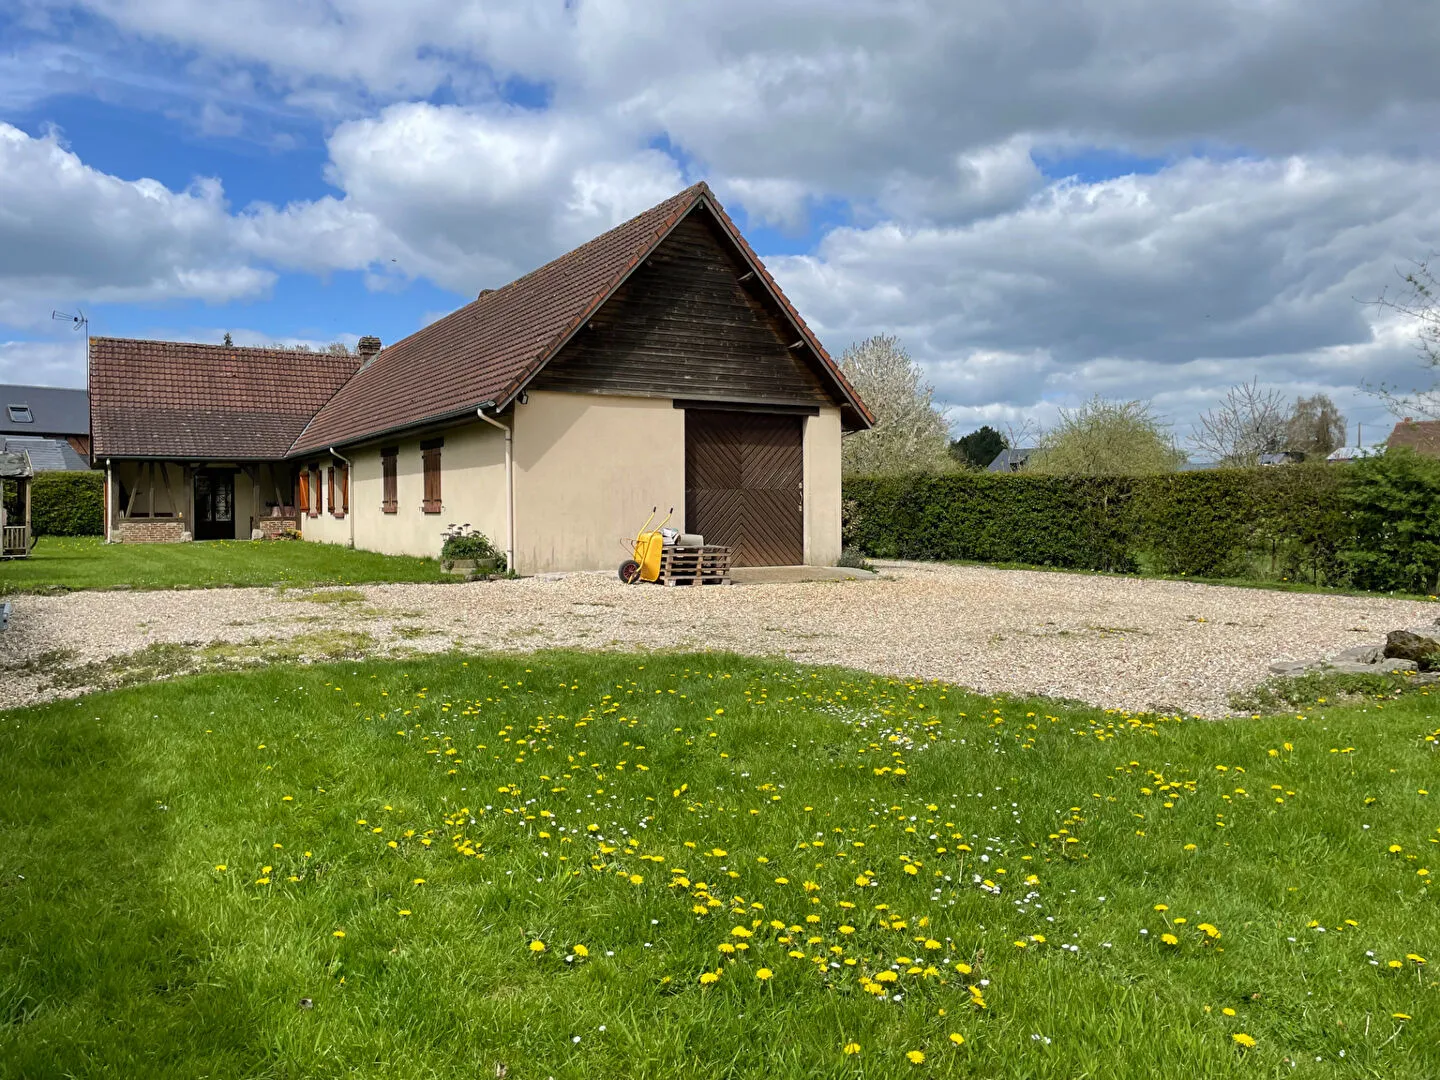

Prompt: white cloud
[0,123,274,327]
[0,338,87,386]
[772,154,1440,437]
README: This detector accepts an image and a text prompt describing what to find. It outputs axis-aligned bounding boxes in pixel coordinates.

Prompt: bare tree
[838,335,952,476]
[1192,380,1289,465]
[1367,258,1440,419]
[1285,394,1347,458]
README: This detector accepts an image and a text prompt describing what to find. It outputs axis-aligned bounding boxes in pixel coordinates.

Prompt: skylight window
[6,405,33,424]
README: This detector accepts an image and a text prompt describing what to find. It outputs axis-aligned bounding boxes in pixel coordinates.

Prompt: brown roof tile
[292,182,870,452]
[89,339,360,459]
[1386,418,1440,457]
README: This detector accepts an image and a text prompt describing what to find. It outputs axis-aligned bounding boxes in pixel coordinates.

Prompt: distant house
[1326,443,1386,463]
[0,384,90,456]
[1386,418,1440,457]
[987,447,1038,472]
[87,183,872,571]
[1258,451,1306,466]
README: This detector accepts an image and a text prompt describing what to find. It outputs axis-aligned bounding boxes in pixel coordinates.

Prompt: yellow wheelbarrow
[618,506,672,584]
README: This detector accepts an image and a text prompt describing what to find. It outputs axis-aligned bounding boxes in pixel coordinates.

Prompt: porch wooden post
[23,477,31,544]
[146,461,155,519]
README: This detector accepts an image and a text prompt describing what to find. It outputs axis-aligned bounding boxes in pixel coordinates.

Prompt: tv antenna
[52,308,91,383]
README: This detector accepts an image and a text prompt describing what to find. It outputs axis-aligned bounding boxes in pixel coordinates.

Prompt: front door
[685,410,804,566]
[194,470,235,541]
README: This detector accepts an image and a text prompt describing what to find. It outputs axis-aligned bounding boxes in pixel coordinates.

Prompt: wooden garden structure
[0,450,34,558]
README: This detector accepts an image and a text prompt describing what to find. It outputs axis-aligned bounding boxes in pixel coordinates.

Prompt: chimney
[357,336,382,361]
[478,288,495,299]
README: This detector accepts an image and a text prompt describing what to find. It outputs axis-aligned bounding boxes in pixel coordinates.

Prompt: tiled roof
[0,384,89,436]
[90,339,360,459]
[2,436,89,472]
[1386,418,1440,456]
[292,182,870,453]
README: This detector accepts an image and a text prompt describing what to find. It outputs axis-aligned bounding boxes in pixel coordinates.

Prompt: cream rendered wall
[803,407,843,566]
[295,457,350,546]
[301,422,508,558]
[512,391,686,574]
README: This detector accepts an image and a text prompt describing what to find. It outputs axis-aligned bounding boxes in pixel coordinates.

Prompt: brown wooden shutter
[381,448,398,513]
[421,438,443,513]
[340,464,349,515]
[309,465,321,517]
[298,469,310,514]
[327,467,336,516]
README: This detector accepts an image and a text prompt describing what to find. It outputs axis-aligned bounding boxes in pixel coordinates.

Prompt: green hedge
[843,451,1440,593]
[30,471,105,536]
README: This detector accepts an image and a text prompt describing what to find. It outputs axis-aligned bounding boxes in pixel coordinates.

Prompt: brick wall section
[115,520,187,543]
[257,516,300,539]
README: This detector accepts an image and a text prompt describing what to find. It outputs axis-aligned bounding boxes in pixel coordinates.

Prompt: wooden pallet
[657,544,732,586]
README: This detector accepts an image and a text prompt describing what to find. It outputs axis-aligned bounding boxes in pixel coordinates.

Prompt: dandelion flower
[756,968,773,980]
[529,940,546,953]
[949,1033,965,1046]
[397,909,411,917]
[842,1042,861,1055]
[1393,1013,1412,1021]
[332,930,345,938]
[1232,1033,1256,1049]
[699,971,719,985]
[1161,933,1179,946]
[572,944,588,957]
[906,1050,925,1064]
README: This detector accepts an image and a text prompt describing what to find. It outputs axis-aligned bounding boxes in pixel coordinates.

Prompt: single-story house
[1,449,34,558]
[1,383,91,456]
[88,183,872,572]
[1386,418,1440,457]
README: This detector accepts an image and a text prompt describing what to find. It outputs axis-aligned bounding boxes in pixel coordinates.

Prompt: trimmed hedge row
[30,471,105,536]
[843,451,1440,594]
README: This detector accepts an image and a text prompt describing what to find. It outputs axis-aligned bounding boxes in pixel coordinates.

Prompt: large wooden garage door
[685,410,803,566]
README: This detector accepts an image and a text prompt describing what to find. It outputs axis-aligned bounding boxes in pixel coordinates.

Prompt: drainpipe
[328,447,355,549]
[476,408,515,574]
[104,457,112,543]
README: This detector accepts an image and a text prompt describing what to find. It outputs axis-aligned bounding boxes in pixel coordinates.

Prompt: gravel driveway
[2,561,1434,714]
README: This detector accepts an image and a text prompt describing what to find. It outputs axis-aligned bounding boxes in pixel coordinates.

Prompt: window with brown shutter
[328,464,346,518]
[309,465,322,517]
[297,468,310,514]
[381,447,398,513]
[421,438,443,513]
[327,466,335,516]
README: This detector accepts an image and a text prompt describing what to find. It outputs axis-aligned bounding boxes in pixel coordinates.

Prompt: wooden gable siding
[530,212,834,406]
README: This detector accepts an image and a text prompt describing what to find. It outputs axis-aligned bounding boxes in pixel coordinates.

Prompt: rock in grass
[1269,660,1312,675]
[1320,658,1418,675]
[1383,630,1440,671]
[1331,645,1384,664]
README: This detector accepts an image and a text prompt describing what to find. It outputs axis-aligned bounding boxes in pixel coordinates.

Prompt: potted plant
[440,523,507,576]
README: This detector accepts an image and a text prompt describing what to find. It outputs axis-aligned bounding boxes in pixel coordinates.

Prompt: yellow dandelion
[573,944,589,957]
[1232,1033,1256,1049]
[756,968,773,980]
[332,930,345,938]
[842,1042,861,1055]
[528,939,546,953]
[906,1050,925,1064]
[949,1033,965,1046]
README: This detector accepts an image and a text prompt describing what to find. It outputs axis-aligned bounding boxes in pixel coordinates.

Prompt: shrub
[836,547,874,572]
[1340,448,1440,593]
[30,471,105,536]
[440,524,506,571]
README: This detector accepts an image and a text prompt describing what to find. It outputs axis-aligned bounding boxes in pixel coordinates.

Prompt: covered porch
[1,449,34,558]
[105,459,300,542]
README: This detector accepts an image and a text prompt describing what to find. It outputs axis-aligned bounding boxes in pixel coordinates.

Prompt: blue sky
[4,0,1439,443]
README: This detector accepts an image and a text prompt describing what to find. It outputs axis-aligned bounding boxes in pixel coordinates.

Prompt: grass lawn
[0,536,449,595]
[1,652,1436,1079]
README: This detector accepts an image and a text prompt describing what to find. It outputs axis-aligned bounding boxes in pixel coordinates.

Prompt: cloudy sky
[5,0,1440,449]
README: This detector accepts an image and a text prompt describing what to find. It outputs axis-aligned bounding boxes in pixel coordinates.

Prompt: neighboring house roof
[1326,443,1386,462]
[1258,451,1306,466]
[987,447,1037,472]
[2,436,89,471]
[89,340,361,460]
[0,384,89,436]
[0,450,33,480]
[1386,418,1440,456]
[292,182,871,454]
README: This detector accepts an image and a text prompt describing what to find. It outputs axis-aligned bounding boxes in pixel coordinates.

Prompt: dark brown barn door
[685,410,803,566]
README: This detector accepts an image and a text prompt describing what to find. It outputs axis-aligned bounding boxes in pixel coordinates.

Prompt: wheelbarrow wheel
[618,559,642,584]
